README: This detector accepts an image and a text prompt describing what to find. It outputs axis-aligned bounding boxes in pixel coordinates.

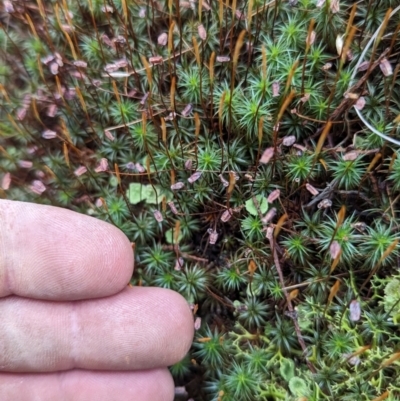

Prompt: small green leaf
[141,185,160,205]
[245,195,268,216]
[127,183,163,204]
[288,377,308,396]
[165,227,183,244]
[383,277,400,318]
[279,358,295,382]
[109,175,119,187]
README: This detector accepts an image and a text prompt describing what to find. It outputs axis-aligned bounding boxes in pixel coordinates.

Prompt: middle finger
[0,286,193,372]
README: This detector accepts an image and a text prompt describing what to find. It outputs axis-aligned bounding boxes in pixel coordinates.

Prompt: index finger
[0,200,134,300]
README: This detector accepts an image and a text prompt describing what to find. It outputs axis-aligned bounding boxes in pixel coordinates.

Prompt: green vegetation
[1,0,400,399]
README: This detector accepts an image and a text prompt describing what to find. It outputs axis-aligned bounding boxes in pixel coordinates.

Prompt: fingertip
[63,369,176,401]
[163,289,195,363]
[91,219,135,296]
[140,287,194,367]
[0,369,175,401]
[0,200,134,300]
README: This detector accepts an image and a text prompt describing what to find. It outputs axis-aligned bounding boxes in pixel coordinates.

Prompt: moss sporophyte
[2,0,400,399]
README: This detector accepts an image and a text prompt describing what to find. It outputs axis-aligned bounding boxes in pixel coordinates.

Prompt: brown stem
[266,227,317,374]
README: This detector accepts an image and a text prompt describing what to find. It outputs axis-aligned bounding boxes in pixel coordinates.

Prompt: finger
[0,286,194,372]
[0,368,174,401]
[0,199,134,300]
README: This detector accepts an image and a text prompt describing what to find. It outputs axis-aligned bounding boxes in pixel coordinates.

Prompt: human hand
[0,199,194,400]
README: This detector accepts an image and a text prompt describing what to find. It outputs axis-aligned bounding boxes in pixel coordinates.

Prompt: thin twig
[310,47,391,141]
[266,226,317,374]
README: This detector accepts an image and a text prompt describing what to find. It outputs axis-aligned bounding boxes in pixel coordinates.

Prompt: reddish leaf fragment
[114,59,128,69]
[300,93,310,103]
[188,171,202,184]
[165,112,176,121]
[104,63,118,73]
[94,158,108,173]
[158,33,168,46]
[198,24,207,41]
[185,159,193,170]
[219,174,229,187]
[330,241,341,259]
[380,58,393,76]
[27,146,38,154]
[349,300,361,321]
[306,30,316,46]
[16,107,27,121]
[357,61,370,71]
[168,201,178,215]
[318,199,332,209]
[265,226,274,239]
[55,53,63,66]
[220,208,233,222]
[343,150,359,161]
[153,210,163,222]
[216,55,230,63]
[267,189,280,203]
[50,62,59,75]
[46,104,58,117]
[29,180,46,194]
[194,317,202,330]
[259,147,274,164]
[354,97,366,110]
[101,5,114,12]
[149,56,163,65]
[322,62,332,70]
[305,183,319,196]
[4,0,15,13]
[207,228,218,244]
[282,135,296,147]
[182,103,193,117]
[171,182,185,190]
[42,130,57,139]
[41,55,54,65]
[174,257,184,271]
[1,172,11,190]
[272,81,280,97]
[74,165,87,177]
[194,317,201,330]
[235,10,246,19]
[140,92,149,105]
[262,208,277,224]
[330,0,340,13]
[202,0,211,10]
[18,160,33,169]
[104,130,115,141]
[134,163,145,173]
[73,60,87,68]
